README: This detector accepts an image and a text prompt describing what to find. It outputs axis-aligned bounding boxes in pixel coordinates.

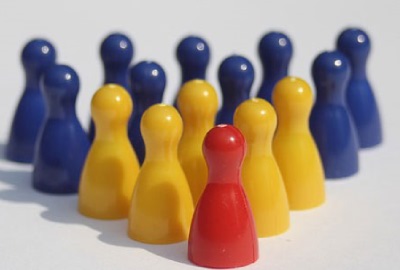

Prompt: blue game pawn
[33,65,90,194]
[257,32,292,103]
[310,51,359,178]
[337,28,382,148]
[216,55,254,125]
[128,61,166,165]
[6,39,56,163]
[173,36,210,106]
[88,33,134,142]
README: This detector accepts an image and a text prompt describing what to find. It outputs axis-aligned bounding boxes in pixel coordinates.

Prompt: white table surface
[1,0,399,269]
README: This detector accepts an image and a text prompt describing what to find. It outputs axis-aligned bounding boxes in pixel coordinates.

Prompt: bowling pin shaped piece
[177,80,218,205]
[234,98,290,237]
[188,125,258,268]
[79,84,139,219]
[128,104,193,244]
[128,61,166,165]
[88,33,134,142]
[272,77,325,210]
[216,55,254,125]
[310,51,359,178]
[33,65,90,194]
[173,36,210,106]
[6,39,56,163]
[337,28,383,148]
[257,32,293,102]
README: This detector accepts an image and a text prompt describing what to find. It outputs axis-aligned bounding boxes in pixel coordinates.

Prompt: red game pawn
[188,124,259,268]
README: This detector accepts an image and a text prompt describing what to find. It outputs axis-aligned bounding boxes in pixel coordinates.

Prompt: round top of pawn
[337,28,371,59]
[100,33,134,66]
[42,64,79,100]
[91,84,132,125]
[176,36,210,68]
[130,61,166,97]
[234,98,277,142]
[21,39,56,70]
[258,31,293,63]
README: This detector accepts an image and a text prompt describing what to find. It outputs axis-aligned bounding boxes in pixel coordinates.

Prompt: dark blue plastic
[88,33,134,142]
[173,35,210,106]
[216,55,254,125]
[257,32,292,103]
[310,51,359,179]
[33,64,90,194]
[6,39,56,163]
[337,28,382,148]
[128,61,166,165]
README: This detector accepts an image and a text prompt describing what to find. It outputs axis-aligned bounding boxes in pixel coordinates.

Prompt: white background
[0,0,399,269]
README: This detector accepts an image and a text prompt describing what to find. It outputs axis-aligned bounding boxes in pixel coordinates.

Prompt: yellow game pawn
[272,77,325,210]
[234,98,290,237]
[128,104,194,244]
[78,84,139,219]
[177,79,218,205]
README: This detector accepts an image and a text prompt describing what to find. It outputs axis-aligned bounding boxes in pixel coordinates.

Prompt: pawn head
[337,28,371,61]
[130,61,166,99]
[42,64,79,101]
[234,98,277,142]
[91,84,132,125]
[21,39,56,72]
[100,33,134,67]
[176,36,210,69]
[258,31,293,64]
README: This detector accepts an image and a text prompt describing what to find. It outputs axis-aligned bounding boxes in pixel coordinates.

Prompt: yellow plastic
[177,79,218,205]
[233,98,290,237]
[78,84,140,219]
[128,104,194,244]
[272,77,325,210]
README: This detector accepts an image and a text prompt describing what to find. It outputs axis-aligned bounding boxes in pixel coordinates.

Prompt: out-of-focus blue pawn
[33,65,90,194]
[337,28,382,148]
[216,55,254,125]
[310,51,359,179]
[257,32,292,103]
[6,39,56,163]
[174,35,210,106]
[128,61,166,165]
[88,33,134,142]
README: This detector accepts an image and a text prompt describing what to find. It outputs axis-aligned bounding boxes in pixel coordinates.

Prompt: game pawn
[33,65,90,194]
[128,104,193,244]
[216,55,254,125]
[188,125,258,268]
[173,35,210,106]
[257,31,293,103]
[6,39,56,163]
[337,28,383,148]
[177,79,218,205]
[310,51,359,178]
[88,33,134,142]
[272,77,325,210]
[128,61,166,165]
[79,84,139,219]
[234,98,290,237]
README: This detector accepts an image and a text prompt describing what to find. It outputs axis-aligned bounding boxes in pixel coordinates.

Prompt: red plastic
[188,124,259,268]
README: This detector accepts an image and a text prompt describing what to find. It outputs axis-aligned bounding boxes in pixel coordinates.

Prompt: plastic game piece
[272,77,325,210]
[173,35,210,106]
[128,61,166,165]
[188,124,258,268]
[337,28,383,148]
[88,33,134,142]
[310,51,359,178]
[177,79,218,205]
[257,32,293,103]
[234,98,290,237]
[6,39,56,163]
[79,84,139,219]
[128,104,193,244]
[32,65,90,194]
[216,55,254,125]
